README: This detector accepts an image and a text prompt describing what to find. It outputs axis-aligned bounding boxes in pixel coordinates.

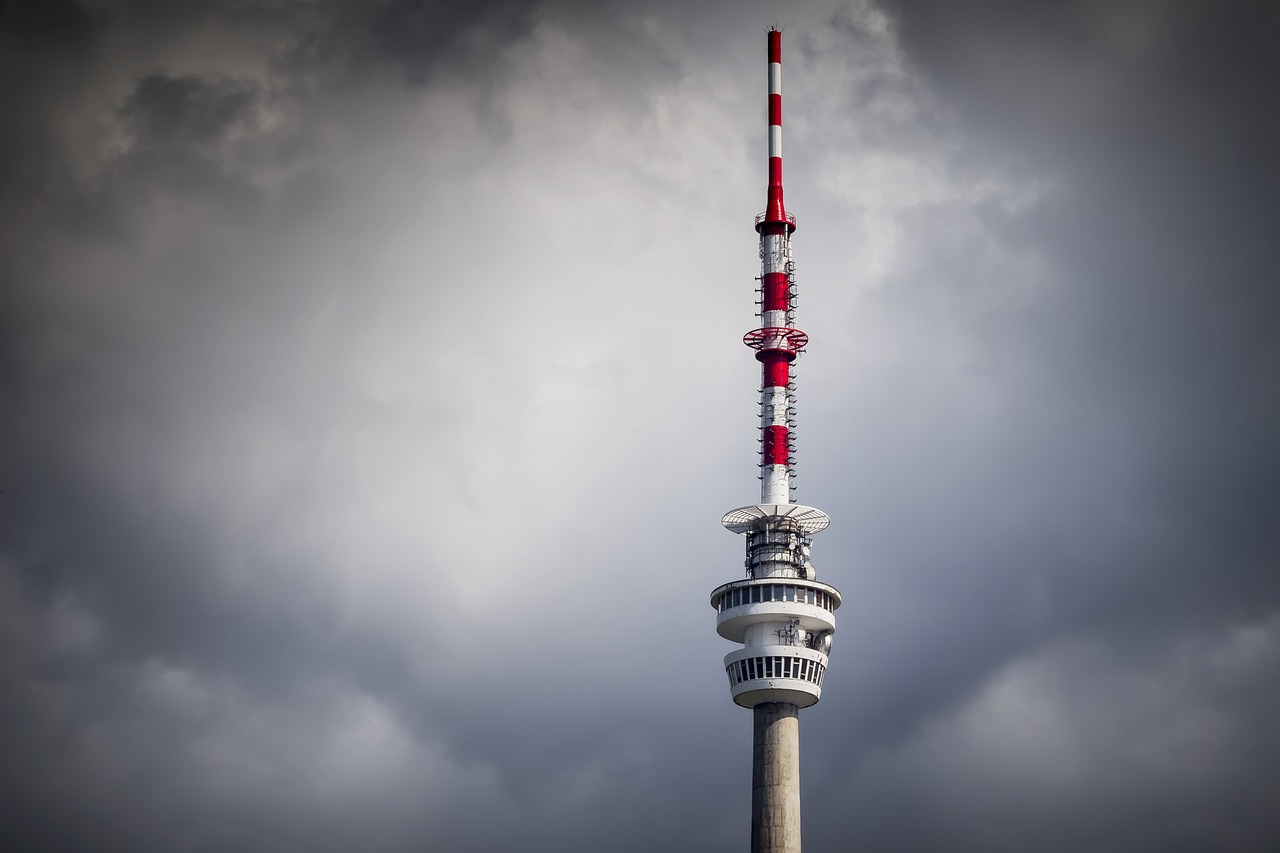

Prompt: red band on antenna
[763,425,789,466]
[762,354,790,388]
[762,272,789,313]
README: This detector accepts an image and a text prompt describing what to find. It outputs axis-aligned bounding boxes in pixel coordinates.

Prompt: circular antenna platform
[721,503,831,535]
[743,327,808,356]
[755,211,798,233]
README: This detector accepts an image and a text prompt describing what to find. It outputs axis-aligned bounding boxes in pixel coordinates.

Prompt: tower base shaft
[751,702,801,853]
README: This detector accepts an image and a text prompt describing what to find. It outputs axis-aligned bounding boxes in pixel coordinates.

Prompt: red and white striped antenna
[748,25,803,507]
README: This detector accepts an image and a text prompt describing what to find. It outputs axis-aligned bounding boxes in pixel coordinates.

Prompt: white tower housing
[712,505,840,709]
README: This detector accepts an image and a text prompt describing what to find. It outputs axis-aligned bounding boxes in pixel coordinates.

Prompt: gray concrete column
[751,701,801,853]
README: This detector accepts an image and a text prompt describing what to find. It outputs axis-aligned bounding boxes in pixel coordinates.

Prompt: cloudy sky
[3,0,1278,850]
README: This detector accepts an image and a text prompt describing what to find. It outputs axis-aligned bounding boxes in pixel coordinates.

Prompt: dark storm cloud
[873,0,1280,633]
[364,0,535,84]
[1,1,726,849]
[2,0,1278,850]
[790,3,1280,849]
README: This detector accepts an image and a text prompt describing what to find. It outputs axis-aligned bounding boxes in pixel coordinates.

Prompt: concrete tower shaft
[753,703,801,853]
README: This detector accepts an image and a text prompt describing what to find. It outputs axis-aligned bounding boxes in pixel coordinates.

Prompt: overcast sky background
[3,1,1278,850]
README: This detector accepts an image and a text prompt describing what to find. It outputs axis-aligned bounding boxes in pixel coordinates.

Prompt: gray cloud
[2,0,1277,850]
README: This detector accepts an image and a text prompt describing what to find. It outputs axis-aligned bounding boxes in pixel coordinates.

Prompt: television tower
[710,28,841,853]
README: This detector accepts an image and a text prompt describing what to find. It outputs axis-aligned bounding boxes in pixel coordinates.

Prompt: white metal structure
[711,29,841,713]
